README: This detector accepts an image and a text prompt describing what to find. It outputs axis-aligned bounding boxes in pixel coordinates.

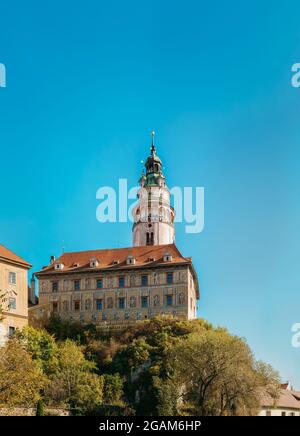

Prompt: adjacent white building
[259,382,300,416]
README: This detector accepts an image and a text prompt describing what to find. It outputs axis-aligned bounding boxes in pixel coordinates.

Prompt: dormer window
[54,262,64,270]
[163,252,172,262]
[113,260,120,265]
[127,255,136,265]
[148,257,156,262]
[90,257,99,268]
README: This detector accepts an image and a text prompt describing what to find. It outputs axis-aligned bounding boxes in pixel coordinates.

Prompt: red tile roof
[260,388,300,410]
[0,244,31,268]
[36,244,192,274]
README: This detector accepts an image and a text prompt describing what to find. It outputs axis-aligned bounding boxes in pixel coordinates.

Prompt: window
[266,411,271,416]
[146,232,154,246]
[96,299,103,310]
[74,280,81,291]
[166,295,173,306]
[167,273,173,285]
[119,297,125,309]
[163,253,172,262]
[9,272,16,284]
[8,326,15,337]
[281,411,286,416]
[90,257,99,268]
[52,281,58,292]
[96,278,103,289]
[54,263,64,270]
[141,296,148,308]
[52,302,58,313]
[8,297,16,310]
[127,256,135,265]
[74,301,80,311]
[141,275,148,286]
[119,277,125,288]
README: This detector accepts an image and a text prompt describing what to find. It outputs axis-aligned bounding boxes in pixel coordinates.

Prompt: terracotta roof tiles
[36,244,191,274]
[260,388,300,410]
[0,244,31,268]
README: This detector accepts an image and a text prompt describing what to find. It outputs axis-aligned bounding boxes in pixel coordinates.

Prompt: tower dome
[142,131,166,188]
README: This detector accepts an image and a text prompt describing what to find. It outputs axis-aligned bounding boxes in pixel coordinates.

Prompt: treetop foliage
[0,316,280,416]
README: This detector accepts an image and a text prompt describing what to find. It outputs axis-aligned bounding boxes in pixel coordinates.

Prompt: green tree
[36,399,45,416]
[111,318,213,415]
[16,326,58,375]
[46,315,86,343]
[152,376,179,416]
[170,330,280,416]
[84,338,122,372]
[0,339,46,407]
[103,373,124,405]
[45,339,104,414]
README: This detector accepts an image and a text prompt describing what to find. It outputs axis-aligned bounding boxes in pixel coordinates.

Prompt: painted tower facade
[132,132,175,247]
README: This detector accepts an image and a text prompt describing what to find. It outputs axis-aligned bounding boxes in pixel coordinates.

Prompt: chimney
[29,274,36,305]
[50,255,56,263]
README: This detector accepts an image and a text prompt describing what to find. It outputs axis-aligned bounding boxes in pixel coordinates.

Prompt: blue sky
[1,1,300,386]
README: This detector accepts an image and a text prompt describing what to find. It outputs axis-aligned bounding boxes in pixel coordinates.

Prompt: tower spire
[151,130,156,155]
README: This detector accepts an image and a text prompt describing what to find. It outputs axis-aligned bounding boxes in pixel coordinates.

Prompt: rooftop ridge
[58,243,176,257]
[0,243,31,267]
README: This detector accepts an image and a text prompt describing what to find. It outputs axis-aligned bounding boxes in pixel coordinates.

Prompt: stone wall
[0,407,70,416]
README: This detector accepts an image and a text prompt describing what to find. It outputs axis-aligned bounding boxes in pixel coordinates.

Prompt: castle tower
[132,132,175,247]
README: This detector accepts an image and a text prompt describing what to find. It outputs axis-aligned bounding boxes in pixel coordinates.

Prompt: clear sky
[0,1,300,386]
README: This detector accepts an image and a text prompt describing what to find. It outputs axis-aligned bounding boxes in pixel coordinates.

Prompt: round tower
[132,132,175,247]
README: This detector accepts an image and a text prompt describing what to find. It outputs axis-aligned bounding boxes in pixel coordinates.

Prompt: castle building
[0,244,31,344]
[33,134,199,328]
